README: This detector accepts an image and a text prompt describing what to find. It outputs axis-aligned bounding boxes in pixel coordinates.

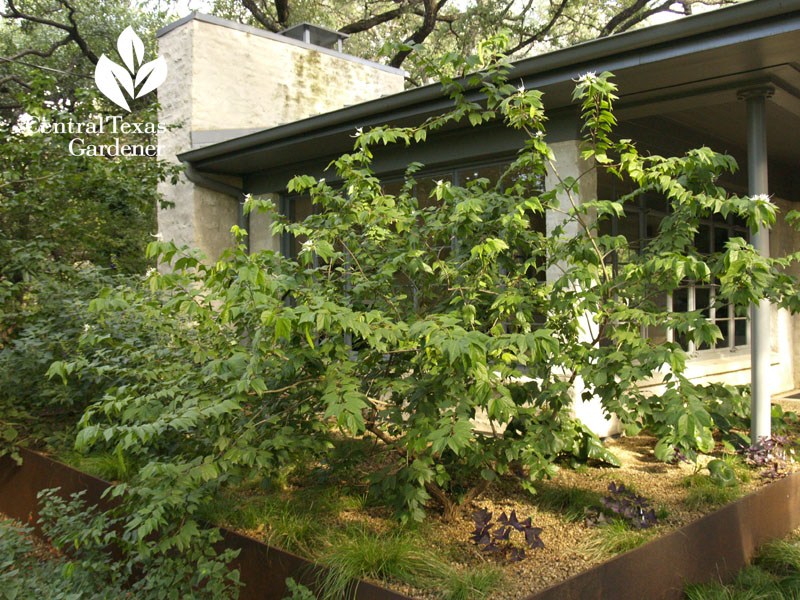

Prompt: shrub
[0,266,124,463]
[68,39,800,527]
[52,36,800,597]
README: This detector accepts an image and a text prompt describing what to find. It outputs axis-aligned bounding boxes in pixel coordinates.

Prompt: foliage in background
[1,0,170,122]
[1,0,180,354]
[0,2,180,458]
[209,0,738,83]
[0,80,178,285]
[0,266,121,463]
[0,79,178,462]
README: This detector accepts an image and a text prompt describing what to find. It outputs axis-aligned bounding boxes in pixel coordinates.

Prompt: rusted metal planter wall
[0,448,412,600]
[526,470,800,600]
[2,448,800,600]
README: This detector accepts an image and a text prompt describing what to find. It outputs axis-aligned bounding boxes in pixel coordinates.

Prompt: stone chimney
[155,13,405,260]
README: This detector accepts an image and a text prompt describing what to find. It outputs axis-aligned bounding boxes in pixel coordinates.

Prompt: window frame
[602,176,750,355]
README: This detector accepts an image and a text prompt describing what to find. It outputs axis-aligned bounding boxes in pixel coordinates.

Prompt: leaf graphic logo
[94,27,167,112]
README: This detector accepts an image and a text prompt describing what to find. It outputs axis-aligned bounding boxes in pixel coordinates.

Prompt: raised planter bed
[2,447,799,600]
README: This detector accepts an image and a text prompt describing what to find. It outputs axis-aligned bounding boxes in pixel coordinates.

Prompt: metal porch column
[739,86,774,443]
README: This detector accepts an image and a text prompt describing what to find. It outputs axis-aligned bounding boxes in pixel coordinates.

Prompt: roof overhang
[178,0,800,195]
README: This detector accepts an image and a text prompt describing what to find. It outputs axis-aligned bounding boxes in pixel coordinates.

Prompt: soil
[409,434,749,599]
[229,394,800,600]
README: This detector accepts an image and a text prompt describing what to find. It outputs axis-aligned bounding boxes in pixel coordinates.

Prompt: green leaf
[707,459,737,488]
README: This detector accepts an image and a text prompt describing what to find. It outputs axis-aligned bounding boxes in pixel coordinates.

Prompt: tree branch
[340,6,409,35]
[274,0,289,27]
[2,0,98,64]
[506,0,570,55]
[389,0,449,68]
[3,34,72,62]
[240,0,281,32]
[0,56,92,80]
[0,74,32,90]
[599,0,650,37]
[611,0,675,34]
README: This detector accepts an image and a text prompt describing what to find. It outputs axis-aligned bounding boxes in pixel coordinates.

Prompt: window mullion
[688,284,696,354]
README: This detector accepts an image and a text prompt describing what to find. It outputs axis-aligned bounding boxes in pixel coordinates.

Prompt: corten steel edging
[3,449,800,600]
[0,448,414,600]
[526,471,800,600]
[0,447,117,536]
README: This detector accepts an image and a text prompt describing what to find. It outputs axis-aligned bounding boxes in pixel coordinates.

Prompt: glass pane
[645,214,661,247]
[290,196,314,258]
[382,180,404,196]
[715,303,731,320]
[529,211,545,234]
[673,287,689,313]
[696,224,711,255]
[716,320,730,349]
[644,194,668,213]
[714,226,729,253]
[675,330,689,350]
[735,318,748,347]
[695,287,711,318]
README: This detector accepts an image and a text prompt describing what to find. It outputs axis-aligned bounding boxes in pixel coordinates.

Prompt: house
[155,0,800,438]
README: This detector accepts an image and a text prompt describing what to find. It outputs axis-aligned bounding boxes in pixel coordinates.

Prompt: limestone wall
[156,14,405,262]
[189,19,404,133]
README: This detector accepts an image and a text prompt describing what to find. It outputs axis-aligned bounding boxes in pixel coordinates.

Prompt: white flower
[518,83,526,94]
[83,323,90,332]
[300,239,314,254]
[752,193,772,202]
[577,71,597,83]
[152,232,164,241]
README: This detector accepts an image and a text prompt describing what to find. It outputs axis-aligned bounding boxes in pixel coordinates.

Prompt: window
[280,195,316,260]
[597,173,749,353]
